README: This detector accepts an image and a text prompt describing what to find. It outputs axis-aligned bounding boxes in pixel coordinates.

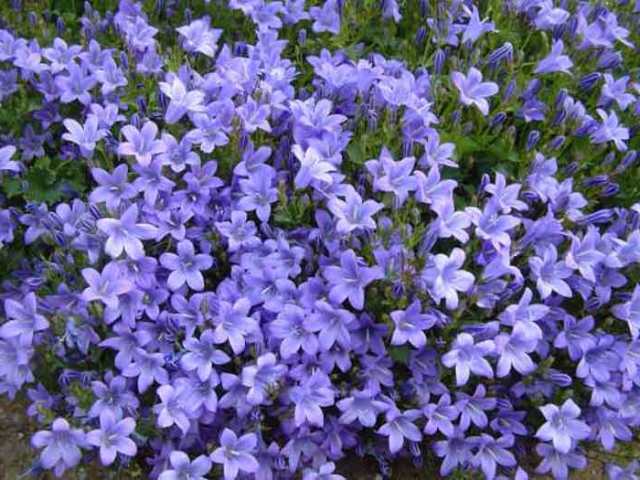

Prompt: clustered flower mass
[0,0,639,479]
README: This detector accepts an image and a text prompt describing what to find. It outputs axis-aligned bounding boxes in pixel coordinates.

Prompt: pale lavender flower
[0,292,48,341]
[290,370,335,427]
[323,249,383,310]
[293,145,336,189]
[97,204,158,259]
[117,121,167,166]
[529,245,573,299]
[86,410,137,466]
[181,329,230,381]
[327,187,383,234]
[81,263,132,309]
[461,5,495,44]
[309,0,340,34]
[451,67,498,115]
[613,285,640,340]
[442,333,495,386]
[62,116,106,158]
[241,352,286,405]
[176,17,221,58]
[590,109,630,152]
[390,300,434,348]
[159,75,206,124]
[154,384,190,434]
[536,399,591,453]
[377,408,422,454]
[159,451,212,480]
[600,74,636,110]
[0,145,20,173]
[534,40,573,75]
[89,164,137,210]
[210,429,259,480]
[31,418,86,477]
[159,239,213,291]
[422,248,475,309]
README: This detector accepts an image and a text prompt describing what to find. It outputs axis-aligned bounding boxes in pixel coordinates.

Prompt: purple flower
[122,348,168,393]
[89,164,137,210]
[470,434,516,479]
[159,451,212,480]
[154,384,190,434]
[241,352,286,405]
[303,462,346,480]
[62,116,105,158]
[529,245,573,299]
[309,0,340,34]
[159,75,205,124]
[494,324,537,377]
[451,67,498,116]
[377,408,422,454]
[176,17,221,58]
[237,166,278,222]
[422,248,475,309]
[0,145,20,173]
[323,249,384,310]
[210,429,259,480]
[212,298,256,355]
[433,431,473,476]
[269,303,318,358]
[367,147,417,207]
[159,239,213,291]
[600,74,636,110]
[534,40,573,75]
[97,204,158,259]
[423,394,459,436]
[535,399,591,453]
[86,410,137,466]
[337,389,389,427]
[305,300,355,351]
[0,292,48,341]
[55,62,96,104]
[81,263,133,310]
[461,5,495,44]
[290,370,335,427]
[181,329,230,381]
[535,442,586,479]
[237,97,271,133]
[293,145,336,189]
[590,109,630,152]
[390,300,434,348]
[613,285,640,340]
[31,418,86,477]
[327,187,383,234]
[442,333,495,386]
[117,121,167,166]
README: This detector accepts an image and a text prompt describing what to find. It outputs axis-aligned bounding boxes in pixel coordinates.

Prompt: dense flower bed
[0,0,639,479]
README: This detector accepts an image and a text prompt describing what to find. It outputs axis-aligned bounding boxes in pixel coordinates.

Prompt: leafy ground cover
[0,0,639,479]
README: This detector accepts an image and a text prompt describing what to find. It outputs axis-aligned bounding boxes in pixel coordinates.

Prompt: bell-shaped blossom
[210,429,259,480]
[390,300,435,348]
[159,451,211,480]
[535,399,591,453]
[442,333,495,386]
[534,40,573,75]
[0,291,48,341]
[323,249,383,310]
[377,408,422,454]
[31,418,86,477]
[451,67,498,115]
[422,248,475,309]
[86,410,137,466]
[117,121,167,166]
[97,204,158,259]
[159,76,205,124]
[159,239,213,291]
[327,187,383,234]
